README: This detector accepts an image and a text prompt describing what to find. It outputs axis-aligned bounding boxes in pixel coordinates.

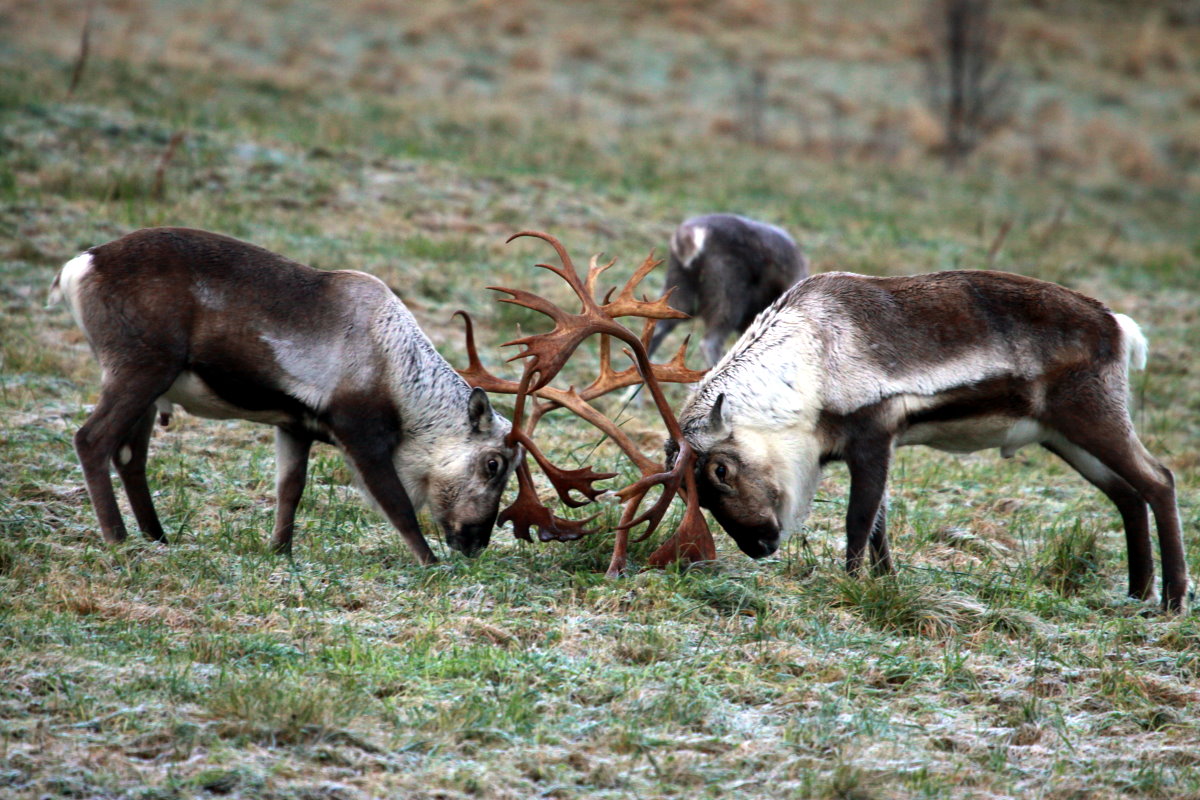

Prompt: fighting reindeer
[647,214,808,366]
[49,227,518,562]
[672,270,1189,610]
[455,232,716,576]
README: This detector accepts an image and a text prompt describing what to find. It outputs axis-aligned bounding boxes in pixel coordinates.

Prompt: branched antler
[454,231,714,574]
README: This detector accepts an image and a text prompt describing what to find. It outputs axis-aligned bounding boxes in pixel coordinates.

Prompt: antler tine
[638,317,656,347]
[491,286,575,329]
[557,329,704,407]
[601,252,689,321]
[508,427,615,508]
[620,344,706,387]
[612,438,691,528]
[645,491,714,566]
[626,250,664,298]
[506,231,596,314]
[454,311,525,394]
[584,253,618,300]
[538,385,660,476]
[465,230,718,570]
[501,458,602,542]
[664,334,704,379]
[605,442,712,575]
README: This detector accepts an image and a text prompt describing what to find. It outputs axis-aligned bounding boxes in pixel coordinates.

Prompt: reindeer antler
[455,231,715,574]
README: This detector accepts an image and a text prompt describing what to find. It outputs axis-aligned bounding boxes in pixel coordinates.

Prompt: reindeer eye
[486,457,502,478]
[715,464,728,481]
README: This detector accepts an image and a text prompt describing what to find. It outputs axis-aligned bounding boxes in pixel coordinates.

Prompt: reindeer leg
[111,406,165,542]
[646,318,685,362]
[646,263,695,360]
[605,499,637,578]
[270,427,312,555]
[869,491,893,575]
[1042,440,1154,603]
[334,426,437,566]
[844,434,892,575]
[700,328,729,368]
[75,373,175,544]
[1050,427,1186,610]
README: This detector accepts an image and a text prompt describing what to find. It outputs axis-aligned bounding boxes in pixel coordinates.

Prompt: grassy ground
[2,1,1199,798]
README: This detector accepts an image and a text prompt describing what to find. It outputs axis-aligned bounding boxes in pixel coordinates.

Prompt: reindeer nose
[448,521,493,557]
[724,521,781,559]
[750,537,780,558]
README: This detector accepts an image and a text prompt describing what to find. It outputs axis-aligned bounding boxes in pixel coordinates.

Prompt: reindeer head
[673,393,819,559]
[401,387,520,556]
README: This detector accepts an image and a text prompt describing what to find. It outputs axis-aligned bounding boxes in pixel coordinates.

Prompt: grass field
[2,1,1199,797]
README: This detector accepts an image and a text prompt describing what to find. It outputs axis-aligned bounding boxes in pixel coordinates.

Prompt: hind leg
[75,375,173,543]
[700,327,735,367]
[1046,426,1187,611]
[111,406,166,542]
[1042,439,1153,601]
[270,427,312,554]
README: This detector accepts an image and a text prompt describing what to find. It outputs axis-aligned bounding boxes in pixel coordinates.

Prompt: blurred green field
[2,2,1199,798]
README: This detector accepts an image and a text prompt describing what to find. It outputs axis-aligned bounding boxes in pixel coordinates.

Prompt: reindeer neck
[372,301,472,437]
[685,302,824,437]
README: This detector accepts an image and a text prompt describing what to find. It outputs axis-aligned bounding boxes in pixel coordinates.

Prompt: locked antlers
[455,231,714,576]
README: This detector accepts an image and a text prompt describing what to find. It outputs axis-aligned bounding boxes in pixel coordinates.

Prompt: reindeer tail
[46,272,64,308]
[1114,313,1148,372]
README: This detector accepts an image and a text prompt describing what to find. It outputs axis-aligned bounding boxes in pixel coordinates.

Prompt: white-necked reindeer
[670,269,1189,610]
[647,214,808,366]
[50,227,519,563]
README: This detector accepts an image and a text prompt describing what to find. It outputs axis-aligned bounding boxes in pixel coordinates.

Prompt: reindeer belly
[899,415,1046,456]
[161,370,298,427]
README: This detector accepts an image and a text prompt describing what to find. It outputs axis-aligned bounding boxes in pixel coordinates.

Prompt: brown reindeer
[671,270,1189,610]
[49,227,518,562]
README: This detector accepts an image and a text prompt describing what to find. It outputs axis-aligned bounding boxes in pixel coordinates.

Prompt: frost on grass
[2,2,1199,798]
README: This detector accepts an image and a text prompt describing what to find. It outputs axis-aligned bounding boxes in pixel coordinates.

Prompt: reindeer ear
[707,393,731,438]
[468,387,493,435]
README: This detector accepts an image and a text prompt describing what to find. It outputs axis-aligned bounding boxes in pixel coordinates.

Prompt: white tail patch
[46,277,62,307]
[50,253,94,331]
[673,225,708,270]
[50,252,93,305]
[1114,313,1148,371]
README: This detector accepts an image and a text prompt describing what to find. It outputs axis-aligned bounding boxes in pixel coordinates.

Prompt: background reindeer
[49,227,518,563]
[671,270,1189,610]
[646,213,808,366]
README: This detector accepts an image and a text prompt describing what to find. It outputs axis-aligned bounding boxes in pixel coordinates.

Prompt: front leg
[345,443,437,565]
[869,492,893,575]
[844,434,893,575]
[332,418,437,565]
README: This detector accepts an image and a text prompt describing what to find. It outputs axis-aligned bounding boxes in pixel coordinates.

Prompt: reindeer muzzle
[712,513,781,559]
[446,519,494,557]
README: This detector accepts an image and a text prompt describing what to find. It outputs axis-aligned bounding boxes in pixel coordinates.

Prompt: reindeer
[647,214,808,366]
[670,270,1189,610]
[49,227,519,563]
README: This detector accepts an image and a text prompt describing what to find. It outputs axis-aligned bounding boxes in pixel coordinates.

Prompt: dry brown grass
[1119,12,1189,77]
[1080,116,1168,183]
[8,0,1195,184]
